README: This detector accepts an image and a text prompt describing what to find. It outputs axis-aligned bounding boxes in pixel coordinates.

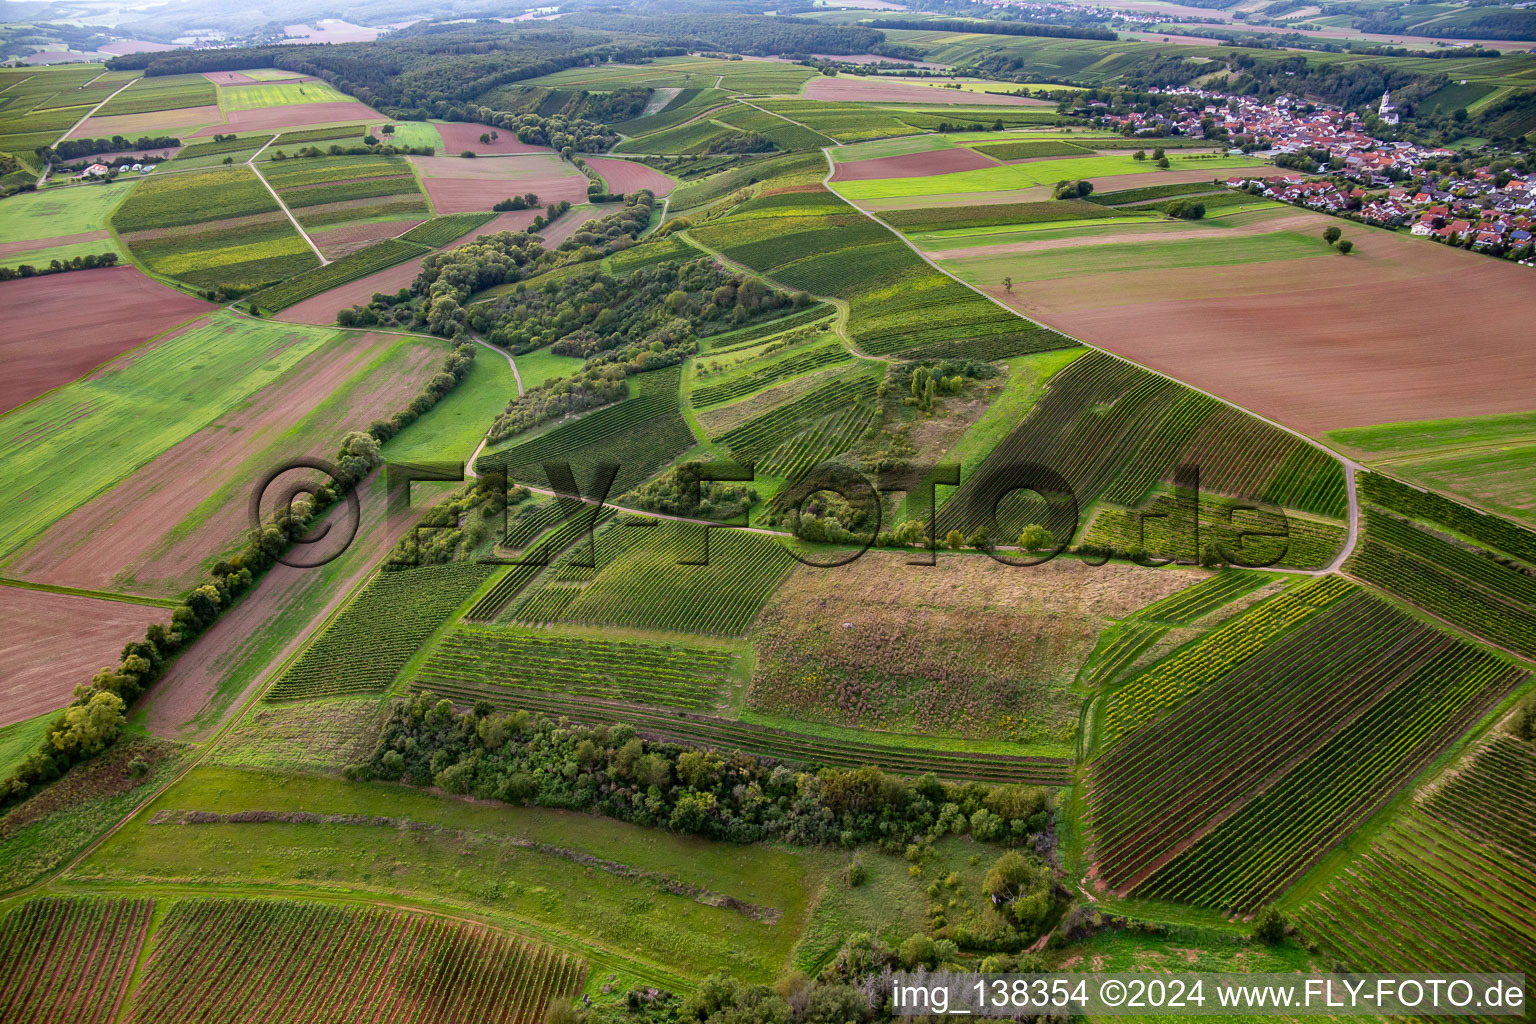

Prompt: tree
[1323,225,1342,244]
[1152,147,1165,160]
[1251,905,1287,945]
[47,691,126,759]
[1335,239,1354,254]
[983,850,1055,931]
[381,124,395,136]
[1132,149,1146,161]
[944,529,965,550]
[1155,155,1170,169]
[1017,524,1054,551]
[479,132,491,144]
[1002,275,1012,293]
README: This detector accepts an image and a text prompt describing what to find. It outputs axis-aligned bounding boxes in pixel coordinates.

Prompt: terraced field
[689,188,1076,361]
[1089,589,1526,912]
[932,350,1349,545]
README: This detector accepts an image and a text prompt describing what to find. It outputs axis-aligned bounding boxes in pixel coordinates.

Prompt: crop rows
[882,198,1120,232]
[1086,181,1222,206]
[1082,493,1347,571]
[1092,591,1526,912]
[934,350,1347,544]
[1137,571,1272,624]
[703,303,836,354]
[502,499,563,549]
[478,365,694,494]
[113,165,278,232]
[174,133,275,159]
[608,235,701,275]
[415,626,736,710]
[98,73,215,115]
[542,524,795,636]
[248,238,429,311]
[1361,472,1536,564]
[281,176,423,209]
[414,681,1074,785]
[714,373,877,465]
[758,402,877,481]
[399,212,497,247]
[126,217,320,292]
[1294,810,1536,995]
[969,139,1090,160]
[1423,734,1536,868]
[268,562,498,701]
[125,897,584,1024]
[1363,509,1536,605]
[1346,538,1536,660]
[264,154,415,189]
[693,342,851,408]
[1101,576,1356,744]
[271,124,369,146]
[0,895,151,1024]
[466,508,618,621]
[1079,621,1168,690]
[714,103,835,150]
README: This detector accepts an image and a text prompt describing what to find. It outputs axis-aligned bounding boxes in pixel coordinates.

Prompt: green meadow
[835,153,1264,201]
[0,180,135,243]
[944,231,1331,283]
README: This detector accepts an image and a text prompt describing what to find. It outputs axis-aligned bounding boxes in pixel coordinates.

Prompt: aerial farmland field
[2,15,1535,1021]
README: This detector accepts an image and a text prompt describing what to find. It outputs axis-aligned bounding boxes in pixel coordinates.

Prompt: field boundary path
[820,147,1365,571]
[248,141,328,265]
[737,97,841,146]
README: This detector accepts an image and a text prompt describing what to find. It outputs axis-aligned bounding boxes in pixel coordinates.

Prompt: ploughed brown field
[536,204,608,249]
[831,147,997,182]
[984,212,1536,434]
[582,157,677,196]
[6,333,437,599]
[411,154,589,214]
[310,218,422,259]
[0,268,214,414]
[801,77,1051,105]
[190,102,381,134]
[434,121,550,155]
[0,587,167,728]
[71,106,223,138]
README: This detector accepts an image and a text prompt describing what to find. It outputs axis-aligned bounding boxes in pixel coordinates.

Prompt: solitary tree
[1336,239,1354,254]
[1251,906,1288,945]
[1323,225,1342,244]
[1018,524,1054,551]
[1002,275,1013,293]
[1132,149,1146,161]
[945,529,965,550]
[1155,155,1170,169]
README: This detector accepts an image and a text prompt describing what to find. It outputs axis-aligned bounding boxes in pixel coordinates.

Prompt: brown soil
[139,472,440,741]
[0,588,167,727]
[202,71,261,85]
[802,78,1052,105]
[582,157,676,197]
[434,121,551,155]
[282,173,415,193]
[536,204,608,249]
[120,210,285,243]
[465,209,540,238]
[71,106,224,138]
[833,147,997,182]
[0,230,110,259]
[411,154,577,181]
[423,175,589,215]
[8,332,437,598]
[0,269,215,415]
[192,102,380,135]
[990,211,1536,433]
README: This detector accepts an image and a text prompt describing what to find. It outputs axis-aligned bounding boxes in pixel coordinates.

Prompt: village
[1096,86,1536,262]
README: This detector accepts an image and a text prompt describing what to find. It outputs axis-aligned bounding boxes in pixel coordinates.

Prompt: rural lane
[249,139,329,266]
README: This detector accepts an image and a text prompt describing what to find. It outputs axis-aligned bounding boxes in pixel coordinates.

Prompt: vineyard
[1081,492,1347,571]
[688,186,1068,360]
[412,682,1073,785]
[757,402,878,481]
[0,895,151,1024]
[701,303,836,355]
[882,199,1120,233]
[691,341,851,409]
[247,238,430,312]
[1100,575,1356,744]
[1087,590,1527,912]
[543,523,794,636]
[1361,472,1536,565]
[932,350,1348,544]
[465,508,619,622]
[414,626,738,710]
[477,365,695,494]
[1345,510,1536,660]
[267,562,498,701]
[123,898,585,1024]
[398,212,498,247]
[713,372,878,467]
[1077,571,1273,689]
[607,234,702,275]
[112,166,280,232]
[1294,735,1536,986]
